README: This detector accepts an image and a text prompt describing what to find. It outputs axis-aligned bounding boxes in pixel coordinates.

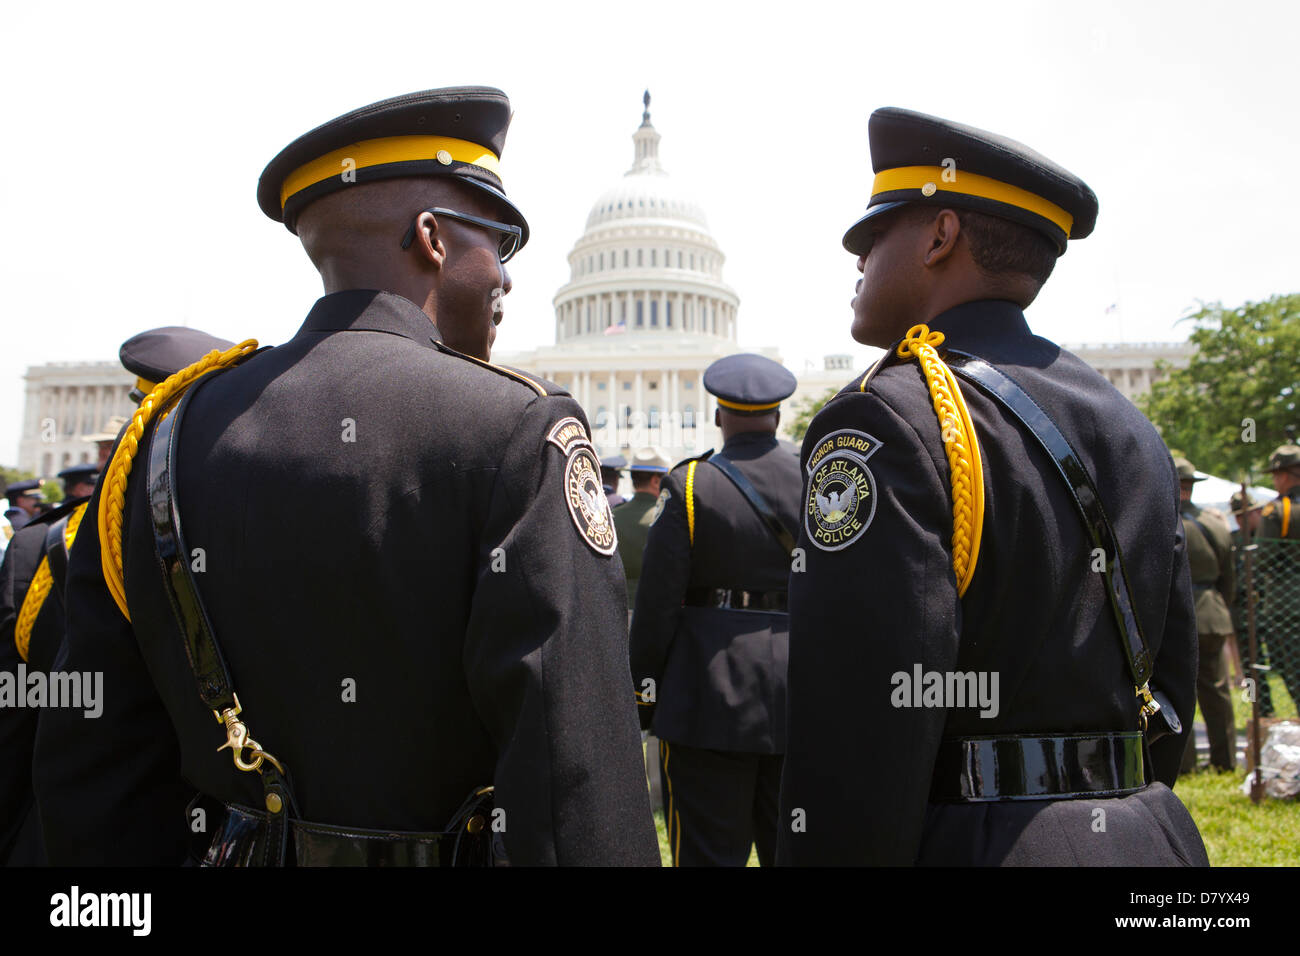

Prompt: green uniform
[1179,502,1237,771]
[614,491,660,608]
[1257,486,1300,712]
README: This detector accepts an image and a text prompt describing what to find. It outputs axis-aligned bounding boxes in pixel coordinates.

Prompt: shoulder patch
[562,446,618,555]
[804,429,882,552]
[649,487,670,525]
[546,416,592,456]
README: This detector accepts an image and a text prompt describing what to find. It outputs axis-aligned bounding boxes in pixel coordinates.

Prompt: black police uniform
[0,497,88,865]
[630,355,801,866]
[4,482,41,534]
[33,89,658,867]
[778,108,1207,866]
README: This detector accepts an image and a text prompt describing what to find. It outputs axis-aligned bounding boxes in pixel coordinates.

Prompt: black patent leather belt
[684,587,788,611]
[929,732,1146,802]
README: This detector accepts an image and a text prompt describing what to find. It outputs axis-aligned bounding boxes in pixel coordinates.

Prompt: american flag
[604,321,627,336]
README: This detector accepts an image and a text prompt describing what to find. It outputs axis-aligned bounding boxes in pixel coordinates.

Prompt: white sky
[3,0,1297,465]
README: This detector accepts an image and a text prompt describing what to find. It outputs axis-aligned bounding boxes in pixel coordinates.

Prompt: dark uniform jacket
[1180,502,1235,635]
[779,300,1205,866]
[32,290,659,866]
[0,496,88,865]
[614,490,658,607]
[630,431,802,754]
[1259,487,1300,541]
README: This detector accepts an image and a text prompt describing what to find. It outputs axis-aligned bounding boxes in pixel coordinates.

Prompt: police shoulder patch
[804,428,882,552]
[649,487,670,525]
[546,416,592,455]
[562,446,618,555]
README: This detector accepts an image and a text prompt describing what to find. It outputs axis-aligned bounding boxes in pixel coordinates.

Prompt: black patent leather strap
[944,351,1153,689]
[930,732,1146,801]
[683,587,788,611]
[707,454,797,555]
[146,374,238,712]
[42,516,71,592]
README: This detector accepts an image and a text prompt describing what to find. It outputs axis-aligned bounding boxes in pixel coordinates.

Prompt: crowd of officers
[3,86,1298,867]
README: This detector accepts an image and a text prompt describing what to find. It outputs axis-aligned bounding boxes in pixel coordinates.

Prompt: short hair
[900,205,1058,286]
[631,471,659,491]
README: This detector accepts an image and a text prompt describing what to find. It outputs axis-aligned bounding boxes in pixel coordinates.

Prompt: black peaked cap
[119,327,237,383]
[704,354,797,415]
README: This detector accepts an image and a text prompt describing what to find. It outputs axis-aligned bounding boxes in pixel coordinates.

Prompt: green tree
[787,387,839,443]
[1139,294,1299,481]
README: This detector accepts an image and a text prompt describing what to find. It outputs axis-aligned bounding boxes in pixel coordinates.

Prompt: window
[651,250,657,267]
[684,379,694,389]
[690,253,695,269]
[597,381,607,390]
[636,301,644,328]
[666,301,673,327]
[623,381,632,391]
[637,249,643,266]
[623,250,628,267]
[595,407,608,428]
[648,406,660,428]
[599,252,604,270]
[683,405,696,428]
[650,301,658,327]
[676,250,683,268]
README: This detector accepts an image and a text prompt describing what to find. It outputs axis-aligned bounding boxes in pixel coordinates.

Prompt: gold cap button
[265,792,284,814]
[436,150,453,165]
[466,815,485,834]
[921,182,938,197]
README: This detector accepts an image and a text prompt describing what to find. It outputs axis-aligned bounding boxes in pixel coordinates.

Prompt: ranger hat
[258,86,529,246]
[629,448,671,474]
[58,464,99,492]
[1173,457,1206,482]
[843,107,1098,257]
[84,416,128,444]
[120,327,237,401]
[704,354,797,416]
[1266,444,1300,472]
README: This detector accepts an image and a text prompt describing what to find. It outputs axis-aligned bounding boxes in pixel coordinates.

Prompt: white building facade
[15,362,135,476]
[499,96,760,462]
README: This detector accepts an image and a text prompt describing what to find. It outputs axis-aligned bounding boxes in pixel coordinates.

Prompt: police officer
[614,447,670,608]
[1229,490,1274,716]
[602,454,628,508]
[631,353,800,866]
[33,87,659,866]
[1,327,234,866]
[3,482,42,533]
[1257,444,1300,711]
[1173,458,1237,773]
[779,108,1206,865]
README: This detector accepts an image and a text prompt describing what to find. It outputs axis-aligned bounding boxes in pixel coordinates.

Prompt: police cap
[1173,457,1205,482]
[5,479,41,499]
[58,464,99,491]
[843,107,1099,256]
[119,327,237,401]
[600,454,628,471]
[704,354,797,416]
[258,86,529,246]
[1266,444,1300,472]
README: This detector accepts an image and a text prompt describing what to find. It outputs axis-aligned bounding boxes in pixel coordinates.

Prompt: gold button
[265,792,284,814]
[436,150,453,165]
[921,182,937,197]
[466,815,485,834]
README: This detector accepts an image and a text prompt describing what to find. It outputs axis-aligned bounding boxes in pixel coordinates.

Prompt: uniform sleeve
[1149,475,1199,787]
[628,469,692,731]
[0,541,39,860]
[778,391,960,865]
[463,397,660,866]
[32,483,193,865]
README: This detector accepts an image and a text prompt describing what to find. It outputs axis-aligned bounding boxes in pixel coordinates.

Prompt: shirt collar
[296,290,443,347]
[924,299,1031,351]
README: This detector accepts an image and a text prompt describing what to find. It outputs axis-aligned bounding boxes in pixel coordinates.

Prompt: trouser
[1180,632,1236,772]
[658,739,782,867]
[1235,626,1275,716]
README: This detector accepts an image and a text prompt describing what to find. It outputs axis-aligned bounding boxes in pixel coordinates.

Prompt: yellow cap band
[716,397,782,412]
[871,165,1074,237]
[135,377,156,395]
[280,135,502,210]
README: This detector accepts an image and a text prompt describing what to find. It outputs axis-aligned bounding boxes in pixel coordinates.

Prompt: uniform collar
[924,299,1031,352]
[297,290,444,347]
[722,431,779,452]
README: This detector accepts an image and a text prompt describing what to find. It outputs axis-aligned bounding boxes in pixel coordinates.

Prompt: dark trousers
[1181,632,1236,772]
[658,739,782,867]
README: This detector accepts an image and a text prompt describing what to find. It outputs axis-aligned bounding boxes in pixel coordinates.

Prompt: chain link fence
[1235,538,1300,720]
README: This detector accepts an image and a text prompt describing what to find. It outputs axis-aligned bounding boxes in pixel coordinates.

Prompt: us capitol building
[12,94,1193,477]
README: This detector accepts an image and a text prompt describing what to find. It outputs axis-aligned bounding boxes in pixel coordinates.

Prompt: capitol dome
[552,92,739,345]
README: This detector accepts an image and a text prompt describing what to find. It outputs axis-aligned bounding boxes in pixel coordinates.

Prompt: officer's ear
[411,212,448,269]
[714,408,721,428]
[921,208,962,268]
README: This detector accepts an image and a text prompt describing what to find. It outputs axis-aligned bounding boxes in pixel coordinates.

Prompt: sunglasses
[400,207,522,264]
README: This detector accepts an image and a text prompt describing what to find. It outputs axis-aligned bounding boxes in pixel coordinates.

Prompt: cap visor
[457,178,530,249]
[842,201,909,254]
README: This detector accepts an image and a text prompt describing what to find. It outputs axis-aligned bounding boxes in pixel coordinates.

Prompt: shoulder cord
[14,502,87,661]
[895,325,985,597]
[1284,497,1292,538]
[685,460,698,547]
[98,339,259,621]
